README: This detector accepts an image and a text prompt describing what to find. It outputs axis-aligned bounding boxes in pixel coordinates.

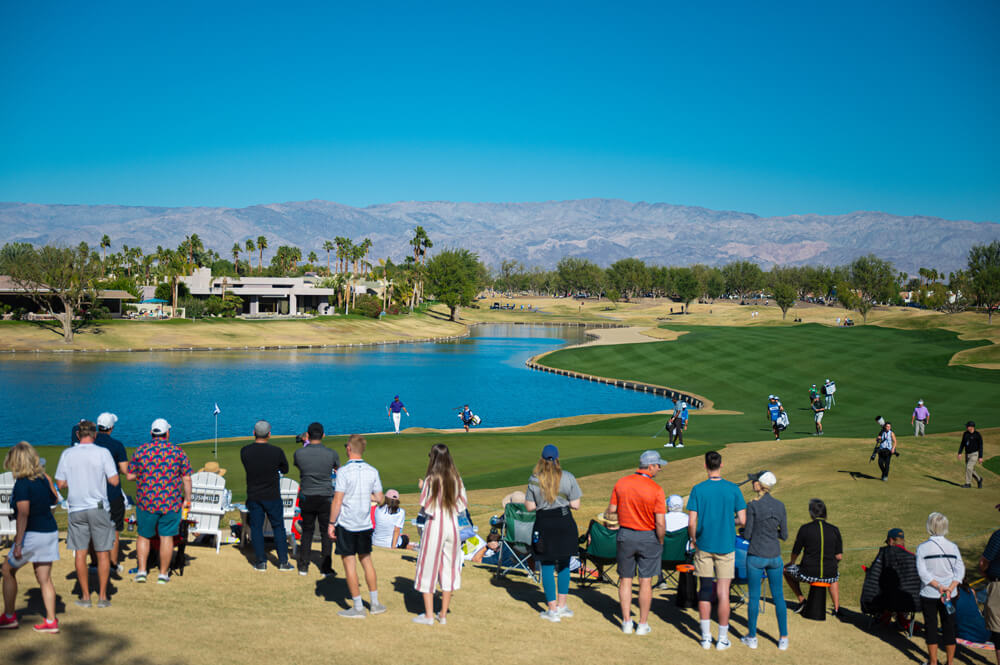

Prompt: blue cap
[541,444,559,460]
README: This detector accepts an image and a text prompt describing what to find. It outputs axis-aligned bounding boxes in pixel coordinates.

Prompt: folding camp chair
[659,528,691,589]
[577,519,618,587]
[493,502,537,582]
[188,471,228,553]
[729,536,767,613]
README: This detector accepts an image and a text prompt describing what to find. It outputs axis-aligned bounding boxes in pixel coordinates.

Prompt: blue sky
[0,1,997,221]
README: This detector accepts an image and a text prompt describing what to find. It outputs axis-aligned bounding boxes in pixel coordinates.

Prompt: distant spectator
[958,421,984,489]
[916,512,963,665]
[784,498,843,617]
[0,442,61,632]
[525,444,581,623]
[94,412,128,573]
[240,420,293,573]
[911,399,930,436]
[687,450,747,650]
[741,471,788,651]
[373,490,411,549]
[293,421,339,576]
[54,420,119,607]
[328,434,386,618]
[412,443,468,625]
[608,450,667,636]
[127,418,192,584]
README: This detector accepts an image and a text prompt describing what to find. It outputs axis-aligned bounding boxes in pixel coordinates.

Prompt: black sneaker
[962,484,972,488]
[793,602,805,615]
[978,478,984,489]
[278,562,295,572]
[298,567,309,576]
[253,562,267,572]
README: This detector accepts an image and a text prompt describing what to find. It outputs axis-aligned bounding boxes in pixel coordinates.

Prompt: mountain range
[2,199,998,274]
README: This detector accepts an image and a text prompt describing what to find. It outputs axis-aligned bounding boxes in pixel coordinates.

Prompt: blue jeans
[747,555,788,638]
[247,499,288,566]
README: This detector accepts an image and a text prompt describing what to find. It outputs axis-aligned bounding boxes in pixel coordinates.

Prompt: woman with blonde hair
[916,512,964,665]
[412,443,467,625]
[1,442,61,633]
[525,444,581,622]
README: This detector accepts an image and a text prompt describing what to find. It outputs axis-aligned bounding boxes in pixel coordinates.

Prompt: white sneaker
[778,637,789,651]
[539,609,561,623]
[700,638,713,650]
[622,620,634,634]
[555,605,574,618]
[411,613,434,625]
[741,636,758,649]
[635,623,651,635]
[435,613,446,625]
[716,638,732,651]
[676,443,684,448]
[663,443,674,448]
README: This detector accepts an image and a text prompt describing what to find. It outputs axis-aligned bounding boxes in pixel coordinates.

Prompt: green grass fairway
[540,324,1000,444]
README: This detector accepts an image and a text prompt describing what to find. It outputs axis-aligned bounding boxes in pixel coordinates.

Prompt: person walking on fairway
[459,405,474,432]
[767,396,784,441]
[811,395,825,436]
[912,400,930,436]
[328,434,386,618]
[958,421,984,489]
[664,412,684,448]
[688,451,747,650]
[388,396,408,434]
[872,422,898,481]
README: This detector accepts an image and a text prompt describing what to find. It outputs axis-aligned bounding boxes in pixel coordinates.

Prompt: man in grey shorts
[54,420,120,608]
[606,450,667,635]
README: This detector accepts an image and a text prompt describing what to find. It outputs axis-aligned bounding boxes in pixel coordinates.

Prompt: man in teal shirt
[687,451,747,651]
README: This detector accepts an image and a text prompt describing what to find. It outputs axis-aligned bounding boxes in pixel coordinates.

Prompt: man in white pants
[388,396,408,434]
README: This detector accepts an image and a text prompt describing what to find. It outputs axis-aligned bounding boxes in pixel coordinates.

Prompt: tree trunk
[56,297,74,343]
[449,305,458,321]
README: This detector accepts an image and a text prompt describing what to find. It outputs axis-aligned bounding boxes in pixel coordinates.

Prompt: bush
[354,294,383,319]
[155,281,190,303]
[86,305,112,320]
[179,296,206,319]
[205,295,242,318]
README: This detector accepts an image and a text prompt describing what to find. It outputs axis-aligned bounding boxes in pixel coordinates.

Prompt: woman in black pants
[915,512,964,665]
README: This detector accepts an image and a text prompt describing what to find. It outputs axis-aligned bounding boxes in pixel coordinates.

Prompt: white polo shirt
[334,459,383,532]
[55,442,118,514]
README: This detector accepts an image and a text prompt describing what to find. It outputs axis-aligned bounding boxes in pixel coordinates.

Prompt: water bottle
[943,595,956,615]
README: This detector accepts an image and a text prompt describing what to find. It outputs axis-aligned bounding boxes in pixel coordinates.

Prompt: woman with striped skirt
[413,443,467,625]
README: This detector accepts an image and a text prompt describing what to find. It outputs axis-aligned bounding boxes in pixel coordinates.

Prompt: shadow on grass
[391,575,428,615]
[5,619,162,665]
[27,317,105,339]
[924,475,964,488]
[830,606,984,665]
[838,470,882,481]
[314,573,351,609]
[15,587,68,622]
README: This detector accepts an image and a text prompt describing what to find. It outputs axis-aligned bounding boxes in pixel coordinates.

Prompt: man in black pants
[958,421,984,489]
[240,420,294,572]
[871,422,897,481]
[293,422,339,576]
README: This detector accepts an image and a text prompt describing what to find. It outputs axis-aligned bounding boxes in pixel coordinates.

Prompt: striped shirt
[334,459,383,532]
[915,536,965,599]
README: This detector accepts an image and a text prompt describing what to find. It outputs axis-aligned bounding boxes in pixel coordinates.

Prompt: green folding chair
[494,502,537,583]
[578,520,619,587]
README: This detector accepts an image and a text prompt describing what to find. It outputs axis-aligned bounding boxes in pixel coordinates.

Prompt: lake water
[0,324,673,446]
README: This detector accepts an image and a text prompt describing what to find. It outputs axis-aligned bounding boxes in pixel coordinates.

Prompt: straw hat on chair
[197,461,227,477]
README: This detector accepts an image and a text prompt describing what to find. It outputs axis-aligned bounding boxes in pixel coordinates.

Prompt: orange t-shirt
[610,471,666,531]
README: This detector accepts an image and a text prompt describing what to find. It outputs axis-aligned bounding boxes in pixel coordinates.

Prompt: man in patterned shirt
[126,418,192,584]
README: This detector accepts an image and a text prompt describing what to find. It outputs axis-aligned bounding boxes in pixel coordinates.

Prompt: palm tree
[308,250,318,266]
[358,238,373,276]
[323,240,334,274]
[410,227,433,305]
[256,236,268,274]
[245,238,255,273]
[100,234,111,263]
[231,243,242,274]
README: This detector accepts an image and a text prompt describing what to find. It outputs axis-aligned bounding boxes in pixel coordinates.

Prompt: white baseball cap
[917,399,924,405]
[755,471,777,489]
[96,412,118,430]
[667,494,684,511]
[151,418,171,435]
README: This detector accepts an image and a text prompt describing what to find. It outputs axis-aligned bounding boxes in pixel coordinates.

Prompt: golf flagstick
[212,402,221,458]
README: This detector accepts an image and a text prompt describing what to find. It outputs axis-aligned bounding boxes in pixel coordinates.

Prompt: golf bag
[776,411,789,430]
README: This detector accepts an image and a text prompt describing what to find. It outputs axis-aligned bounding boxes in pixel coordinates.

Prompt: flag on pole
[213,403,221,415]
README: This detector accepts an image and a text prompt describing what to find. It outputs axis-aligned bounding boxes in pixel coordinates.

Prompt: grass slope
[540,324,1000,443]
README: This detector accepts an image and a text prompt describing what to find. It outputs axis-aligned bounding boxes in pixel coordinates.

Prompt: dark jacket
[860,544,921,614]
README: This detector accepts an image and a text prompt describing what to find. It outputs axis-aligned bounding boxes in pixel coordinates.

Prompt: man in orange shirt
[607,450,667,635]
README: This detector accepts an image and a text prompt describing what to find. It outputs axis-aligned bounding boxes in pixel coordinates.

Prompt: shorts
[6,530,60,566]
[109,494,125,531]
[137,508,182,539]
[814,411,824,423]
[67,508,115,552]
[616,527,661,579]
[335,525,373,556]
[694,549,735,579]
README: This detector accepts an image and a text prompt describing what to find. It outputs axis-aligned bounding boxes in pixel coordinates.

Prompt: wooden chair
[0,472,15,546]
[188,471,228,553]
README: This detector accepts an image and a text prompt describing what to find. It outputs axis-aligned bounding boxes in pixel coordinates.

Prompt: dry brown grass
[6,431,997,665]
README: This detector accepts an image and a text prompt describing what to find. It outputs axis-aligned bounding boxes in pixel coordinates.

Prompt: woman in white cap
[742,471,788,651]
[525,444,581,622]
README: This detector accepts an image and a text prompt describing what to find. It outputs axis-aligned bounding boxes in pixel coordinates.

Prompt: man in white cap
[94,413,129,573]
[911,400,929,436]
[126,418,192,584]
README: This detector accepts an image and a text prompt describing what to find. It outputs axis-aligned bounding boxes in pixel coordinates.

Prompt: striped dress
[413,478,468,593]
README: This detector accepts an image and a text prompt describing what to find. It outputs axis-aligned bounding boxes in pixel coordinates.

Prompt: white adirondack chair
[262,477,300,557]
[188,471,228,553]
[0,472,15,544]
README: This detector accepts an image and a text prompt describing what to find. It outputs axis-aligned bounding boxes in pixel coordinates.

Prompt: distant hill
[1,198,997,273]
